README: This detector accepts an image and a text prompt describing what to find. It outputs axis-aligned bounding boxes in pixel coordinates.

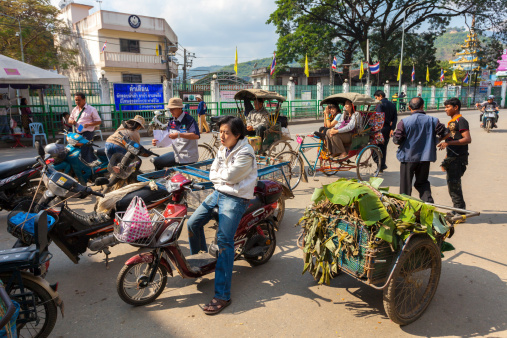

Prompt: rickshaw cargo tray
[137,159,292,192]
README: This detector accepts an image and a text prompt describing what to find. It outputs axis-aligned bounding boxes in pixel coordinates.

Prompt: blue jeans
[105,142,127,161]
[187,190,248,301]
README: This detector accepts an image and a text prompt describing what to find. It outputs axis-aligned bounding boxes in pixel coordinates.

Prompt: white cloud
[52,0,278,67]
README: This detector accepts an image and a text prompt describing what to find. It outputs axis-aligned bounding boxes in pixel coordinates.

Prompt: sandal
[203,297,231,315]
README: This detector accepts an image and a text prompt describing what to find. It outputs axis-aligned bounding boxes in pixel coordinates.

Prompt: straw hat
[167,97,183,109]
[128,115,146,129]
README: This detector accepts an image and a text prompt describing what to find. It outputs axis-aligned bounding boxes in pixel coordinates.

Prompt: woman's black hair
[123,120,141,131]
[327,103,341,113]
[217,115,246,140]
[20,98,27,105]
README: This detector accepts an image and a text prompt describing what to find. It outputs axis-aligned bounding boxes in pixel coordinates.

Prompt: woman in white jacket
[187,115,257,315]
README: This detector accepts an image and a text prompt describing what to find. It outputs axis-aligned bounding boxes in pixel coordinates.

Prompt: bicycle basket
[7,201,57,245]
[113,209,165,246]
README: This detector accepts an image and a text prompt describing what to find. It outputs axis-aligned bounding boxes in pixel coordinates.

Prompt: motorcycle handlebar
[192,183,206,191]
[85,186,104,198]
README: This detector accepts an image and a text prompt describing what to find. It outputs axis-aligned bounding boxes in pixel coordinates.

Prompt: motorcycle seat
[0,245,38,268]
[210,116,221,124]
[115,186,170,211]
[0,158,38,180]
[95,147,106,158]
[244,196,264,216]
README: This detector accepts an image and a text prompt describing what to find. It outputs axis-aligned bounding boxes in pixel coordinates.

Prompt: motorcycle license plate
[485,112,496,118]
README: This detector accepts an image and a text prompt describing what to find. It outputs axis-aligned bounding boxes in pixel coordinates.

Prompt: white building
[57,2,178,83]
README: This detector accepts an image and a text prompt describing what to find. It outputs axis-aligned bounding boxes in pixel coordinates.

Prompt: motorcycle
[0,210,64,338]
[44,131,109,185]
[481,108,497,133]
[0,156,52,211]
[115,173,282,306]
[147,110,168,137]
[8,156,173,266]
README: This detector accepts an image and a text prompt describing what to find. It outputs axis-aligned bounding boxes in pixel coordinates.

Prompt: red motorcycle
[115,173,283,306]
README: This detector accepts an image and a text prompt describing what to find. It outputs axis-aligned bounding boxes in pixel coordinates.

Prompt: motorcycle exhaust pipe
[88,233,118,252]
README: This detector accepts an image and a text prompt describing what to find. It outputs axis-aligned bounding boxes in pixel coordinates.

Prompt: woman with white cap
[104,115,145,160]
[151,97,200,169]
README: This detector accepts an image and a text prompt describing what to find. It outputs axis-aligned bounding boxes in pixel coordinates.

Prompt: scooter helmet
[44,143,68,163]
[488,95,495,100]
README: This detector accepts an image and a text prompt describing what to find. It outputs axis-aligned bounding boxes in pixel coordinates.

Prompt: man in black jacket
[374,90,397,172]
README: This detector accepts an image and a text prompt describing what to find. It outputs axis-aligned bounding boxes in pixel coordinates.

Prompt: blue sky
[52,0,467,68]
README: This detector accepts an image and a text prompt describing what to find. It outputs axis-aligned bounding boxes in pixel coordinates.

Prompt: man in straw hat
[105,115,146,160]
[152,97,200,169]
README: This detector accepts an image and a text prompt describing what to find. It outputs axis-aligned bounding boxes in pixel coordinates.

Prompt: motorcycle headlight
[48,179,70,197]
[165,181,182,193]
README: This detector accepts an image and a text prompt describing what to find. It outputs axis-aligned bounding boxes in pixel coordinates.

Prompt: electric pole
[182,49,196,88]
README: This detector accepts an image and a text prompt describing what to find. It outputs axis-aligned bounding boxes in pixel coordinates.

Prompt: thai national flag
[369,62,380,74]
[411,65,415,82]
[440,68,444,82]
[101,41,107,53]
[463,72,469,84]
[332,56,337,70]
[270,52,276,75]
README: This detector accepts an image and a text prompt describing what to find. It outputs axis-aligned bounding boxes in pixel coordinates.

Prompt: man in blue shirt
[197,97,210,133]
[151,97,200,170]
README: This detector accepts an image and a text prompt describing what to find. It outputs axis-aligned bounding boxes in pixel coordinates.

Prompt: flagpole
[366,39,370,86]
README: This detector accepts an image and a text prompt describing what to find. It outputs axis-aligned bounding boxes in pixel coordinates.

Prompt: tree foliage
[0,0,78,69]
[267,0,507,81]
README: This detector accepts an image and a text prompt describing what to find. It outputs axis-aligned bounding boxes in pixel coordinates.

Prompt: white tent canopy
[0,54,72,112]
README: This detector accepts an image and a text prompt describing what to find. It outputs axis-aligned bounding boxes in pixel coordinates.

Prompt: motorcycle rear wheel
[0,274,58,338]
[116,262,168,306]
[245,221,277,266]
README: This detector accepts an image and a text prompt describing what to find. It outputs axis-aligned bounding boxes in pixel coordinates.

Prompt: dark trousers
[79,131,95,141]
[378,130,390,168]
[445,156,468,210]
[400,161,434,203]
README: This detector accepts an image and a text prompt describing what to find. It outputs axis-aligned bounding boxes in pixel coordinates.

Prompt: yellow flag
[304,54,309,77]
[426,66,430,82]
[234,47,238,75]
[156,45,159,56]
[359,60,364,79]
[452,70,458,82]
[397,63,402,81]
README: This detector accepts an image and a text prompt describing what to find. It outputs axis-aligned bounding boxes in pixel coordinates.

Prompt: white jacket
[209,137,258,200]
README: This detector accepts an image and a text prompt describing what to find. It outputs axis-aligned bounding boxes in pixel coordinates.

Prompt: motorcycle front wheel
[0,274,58,338]
[116,262,168,306]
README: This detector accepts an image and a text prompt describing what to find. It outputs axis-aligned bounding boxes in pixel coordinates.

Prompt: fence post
[48,105,55,139]
[99,76,113,130]
[401,84,407,96]
[501,81,507,108]
[442,85,448,106]
[384,82,390,100]
[119,104,124,123]
[316,82,323,102]
[430,86,436,108]
[364,82,371,97]
[210,79,220,116]
[287,80,295,120]
[343,80,350,93]
[163,79,172,103]
[417,83,423,97]
[487,83,492,97]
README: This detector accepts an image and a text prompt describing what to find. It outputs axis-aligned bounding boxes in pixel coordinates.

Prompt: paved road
[1,110,506,337]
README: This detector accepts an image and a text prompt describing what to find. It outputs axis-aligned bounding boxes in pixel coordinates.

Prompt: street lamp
[398,1,424,97]
[0,13,24,62]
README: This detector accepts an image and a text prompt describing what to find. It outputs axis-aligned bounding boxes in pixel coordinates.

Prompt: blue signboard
[113,83,164,111]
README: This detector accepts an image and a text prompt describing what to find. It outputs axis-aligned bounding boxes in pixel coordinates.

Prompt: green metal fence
[295,85,317,99]
[287,100,320,120]
[323,86,343,97]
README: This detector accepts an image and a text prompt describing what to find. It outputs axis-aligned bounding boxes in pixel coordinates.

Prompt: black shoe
[379,165,388,173]
[313,131,325,140]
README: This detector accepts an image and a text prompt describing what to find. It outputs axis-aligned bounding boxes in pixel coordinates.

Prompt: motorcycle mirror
[35,141,45,158]
[94,177,109,186]
[55,139,63,144]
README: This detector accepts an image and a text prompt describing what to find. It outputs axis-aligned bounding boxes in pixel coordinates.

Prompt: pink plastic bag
[118,196,152,242]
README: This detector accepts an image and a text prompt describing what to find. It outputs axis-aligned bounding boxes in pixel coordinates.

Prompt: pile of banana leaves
[298,178,453,284]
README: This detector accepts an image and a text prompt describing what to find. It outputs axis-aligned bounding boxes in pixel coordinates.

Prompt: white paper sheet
[153,130,173,148]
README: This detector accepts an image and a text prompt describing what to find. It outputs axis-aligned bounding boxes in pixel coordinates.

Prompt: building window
[308,77,319,85]
[122,73,142,83]
[120,39,140,53]
[276,77,283,85]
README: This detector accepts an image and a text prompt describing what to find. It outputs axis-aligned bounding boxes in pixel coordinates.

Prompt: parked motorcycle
[44,131,109,185]
[0,156,52,211]
[1,210,64,338]
[481,108,497,133]
[115,173,282,306]
[8,156,173,265]
[147,110,168,137]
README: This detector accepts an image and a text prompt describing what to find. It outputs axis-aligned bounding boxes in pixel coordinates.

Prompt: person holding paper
[68,92,101,141]
[151,97,200,170]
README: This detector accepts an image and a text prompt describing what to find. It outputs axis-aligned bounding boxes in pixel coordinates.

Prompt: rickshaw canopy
[234,89,286,102]
[320,93,378,106]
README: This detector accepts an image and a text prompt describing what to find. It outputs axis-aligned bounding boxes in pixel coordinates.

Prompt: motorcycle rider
[187,115,257,315]
[104,115,145,160]
[151,97,200,169]
[476,95,500,128]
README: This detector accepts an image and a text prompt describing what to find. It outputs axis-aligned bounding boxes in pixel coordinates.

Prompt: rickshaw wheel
[383,236,441,326]
[356,146,381,181]
[320,157,340,176]
[267,140,293,158]
[272,150,304,190]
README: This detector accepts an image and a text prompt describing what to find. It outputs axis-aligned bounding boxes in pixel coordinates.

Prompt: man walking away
[392,97,447,203]
[438,98,471,212]
[197,97,210,133]
[374,90,397,172]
